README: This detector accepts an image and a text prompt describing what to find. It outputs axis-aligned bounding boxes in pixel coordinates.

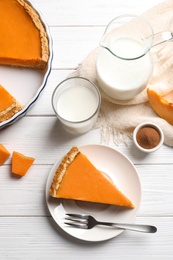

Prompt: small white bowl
[133,122,164,153]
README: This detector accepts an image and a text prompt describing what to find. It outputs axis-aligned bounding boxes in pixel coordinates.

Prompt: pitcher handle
[152,31,173,47]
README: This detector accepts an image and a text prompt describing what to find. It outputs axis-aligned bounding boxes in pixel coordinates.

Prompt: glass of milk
[52,77,101,134]
[96,14,155,100]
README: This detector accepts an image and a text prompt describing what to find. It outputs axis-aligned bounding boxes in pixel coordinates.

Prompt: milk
[54,82,100,134]
[57,86,98,121]
[96,37,153,100]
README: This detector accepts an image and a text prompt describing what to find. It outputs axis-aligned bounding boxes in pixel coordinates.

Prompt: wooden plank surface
[1,0,173,259]
[0,217,172,259]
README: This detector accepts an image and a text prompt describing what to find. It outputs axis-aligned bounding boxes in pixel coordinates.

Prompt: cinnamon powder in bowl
[133,122,164,153]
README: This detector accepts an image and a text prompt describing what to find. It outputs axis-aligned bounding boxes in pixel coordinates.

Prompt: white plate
[46,144,141,242]
[0,0,53,129]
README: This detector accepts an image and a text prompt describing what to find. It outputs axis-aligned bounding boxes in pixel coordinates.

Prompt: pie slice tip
[0,85,23,123]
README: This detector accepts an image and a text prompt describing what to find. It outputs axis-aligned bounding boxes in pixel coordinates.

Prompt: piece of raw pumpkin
[147,88,173,125]
[12,151,35,176]
[0,144,10,166]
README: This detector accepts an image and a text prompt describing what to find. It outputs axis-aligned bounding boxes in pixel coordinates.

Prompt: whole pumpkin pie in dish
[0,0,49,69]
[49,146,134,208]
[0,85,23,123]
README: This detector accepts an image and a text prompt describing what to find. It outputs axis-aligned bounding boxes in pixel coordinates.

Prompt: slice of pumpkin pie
[49,146,134,208]
[0,0,49,69]
[0,85,23,123]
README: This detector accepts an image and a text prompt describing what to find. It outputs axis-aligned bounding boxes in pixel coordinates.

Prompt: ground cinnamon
[136,126,160,149]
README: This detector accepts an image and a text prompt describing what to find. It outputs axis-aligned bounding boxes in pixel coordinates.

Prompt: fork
[65,214,157,233]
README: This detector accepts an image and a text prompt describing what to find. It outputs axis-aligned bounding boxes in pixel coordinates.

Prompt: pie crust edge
[0,101,23,123]
[49,147,80,198]
[16,0,49,69]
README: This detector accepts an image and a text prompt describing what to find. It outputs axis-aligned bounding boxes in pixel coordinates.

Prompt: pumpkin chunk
[147,88,173,125]
[12,151,35,176]
[0,144,11,165]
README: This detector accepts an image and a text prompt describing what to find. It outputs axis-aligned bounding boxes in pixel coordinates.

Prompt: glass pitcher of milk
[96,14,173,100]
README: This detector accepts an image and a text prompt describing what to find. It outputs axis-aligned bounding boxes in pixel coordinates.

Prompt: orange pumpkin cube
[0,144,10,165]
[147,88,173,125]
[12,151,35,176]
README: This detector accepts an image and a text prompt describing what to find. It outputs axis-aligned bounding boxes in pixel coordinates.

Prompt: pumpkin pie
[49,147,134,208]
[0,0,49,69]
[0,85,23,123]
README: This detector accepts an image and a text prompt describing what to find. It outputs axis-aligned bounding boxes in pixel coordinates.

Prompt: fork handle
[97,221,157,233]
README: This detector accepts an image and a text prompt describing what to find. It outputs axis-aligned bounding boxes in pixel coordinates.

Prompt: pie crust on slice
[0,0,49,69]
[49,146,134,208]
[0,85,23,122]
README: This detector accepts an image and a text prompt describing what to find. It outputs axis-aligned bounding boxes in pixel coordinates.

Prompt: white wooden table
[0,0,173,259]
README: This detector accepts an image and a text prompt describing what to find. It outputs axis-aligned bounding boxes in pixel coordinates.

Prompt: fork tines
[65,214,88,229]
[66,213,89,219]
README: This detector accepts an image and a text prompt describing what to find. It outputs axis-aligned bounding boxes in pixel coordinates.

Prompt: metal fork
[65,214,157,233]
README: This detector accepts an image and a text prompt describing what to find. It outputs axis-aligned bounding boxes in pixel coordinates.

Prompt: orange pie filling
[49,147,134,208]
[0,0,49,69]
[0,85,23,122]
[0,0,50,122]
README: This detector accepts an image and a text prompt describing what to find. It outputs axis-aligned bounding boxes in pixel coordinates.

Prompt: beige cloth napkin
[70,0,173,146]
